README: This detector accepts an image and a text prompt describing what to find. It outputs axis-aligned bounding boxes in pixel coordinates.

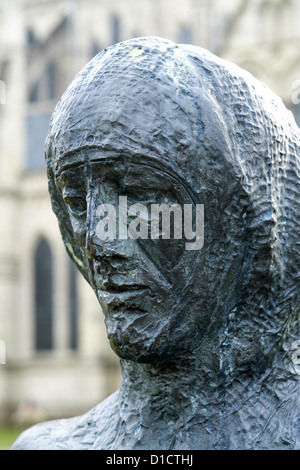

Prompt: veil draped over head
[45,37,300,373]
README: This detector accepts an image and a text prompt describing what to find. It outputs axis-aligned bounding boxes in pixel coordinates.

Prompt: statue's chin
[106,325,181,364]
[102,297,198,364]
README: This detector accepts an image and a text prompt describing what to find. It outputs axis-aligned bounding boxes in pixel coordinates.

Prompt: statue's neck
[118,353,220,449]
[116,334,298,449]
[117,338,234,449]
[120,353,214,418]
[119,334,252,414]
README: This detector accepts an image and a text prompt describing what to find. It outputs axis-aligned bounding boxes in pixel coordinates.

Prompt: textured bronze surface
[12,37,300,450]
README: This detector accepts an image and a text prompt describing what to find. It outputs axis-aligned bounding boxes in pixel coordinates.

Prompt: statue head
[45,37,300,372]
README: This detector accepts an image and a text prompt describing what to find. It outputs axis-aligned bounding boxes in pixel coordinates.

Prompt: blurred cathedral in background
[0,0,299,425]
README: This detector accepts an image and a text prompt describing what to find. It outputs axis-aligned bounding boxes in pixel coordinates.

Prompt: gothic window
[292,103,300,127]
[48,60,57,101]
[26,28,36,47]
[178,25,193,44]
[69,260,78,350]
[91,41,101,59]
[111,15,121,44]
[26,113,51,170]
[34,238,53,351]
[0,79,5,105]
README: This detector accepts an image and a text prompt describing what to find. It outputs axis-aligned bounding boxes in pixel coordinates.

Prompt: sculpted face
[48,37,298,367]
[54,150,206,363]
[12,36,299,452]
[46,38,249,364]
[46,38,229,363]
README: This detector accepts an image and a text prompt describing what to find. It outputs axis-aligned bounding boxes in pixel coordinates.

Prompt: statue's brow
[55,161,86,178]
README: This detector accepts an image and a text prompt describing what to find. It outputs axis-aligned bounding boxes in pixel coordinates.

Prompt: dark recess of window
[178,25,193,44]
[34,238,53,351]
[292,103,300,127]
[91,41,101,59]
[69,260,78,350]
[111,15,121,44]
[27,28,36,47]
[26,113,51,171]
[48,61,57,101]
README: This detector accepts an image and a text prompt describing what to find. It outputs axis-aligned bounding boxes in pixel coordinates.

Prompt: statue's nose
[86,231,130,262]
[85,184,137,262]
[86,210,133,262]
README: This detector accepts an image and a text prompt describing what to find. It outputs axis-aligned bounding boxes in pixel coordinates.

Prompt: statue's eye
[64,196,87,217]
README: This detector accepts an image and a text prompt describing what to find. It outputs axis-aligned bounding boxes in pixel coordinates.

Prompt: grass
[0,428,21,450]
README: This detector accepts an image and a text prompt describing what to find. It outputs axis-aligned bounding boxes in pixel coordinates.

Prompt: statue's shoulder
[11,391,120,450]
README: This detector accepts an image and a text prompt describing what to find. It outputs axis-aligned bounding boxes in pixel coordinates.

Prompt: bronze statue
[12,37,300,450]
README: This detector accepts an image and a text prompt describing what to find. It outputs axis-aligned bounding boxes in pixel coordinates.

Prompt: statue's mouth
[100,282,147,294]
[96,284,149,304]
